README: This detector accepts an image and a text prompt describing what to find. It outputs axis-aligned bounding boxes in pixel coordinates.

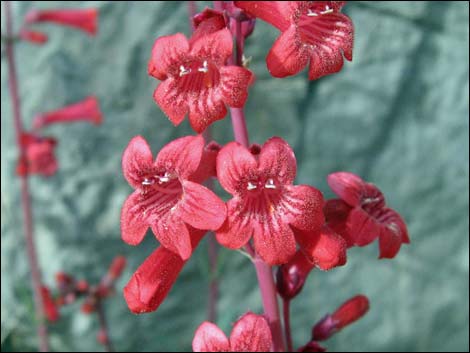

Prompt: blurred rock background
[1,1,468,351]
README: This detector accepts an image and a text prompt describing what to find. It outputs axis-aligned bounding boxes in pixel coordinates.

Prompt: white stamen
[142,178,154,186]
[307,9,318,16]
[198,60,209,73]
[320,6,334,15]
[265,178,276,189]
[179,65,191,76]
[157,172,174,184]
[247,182,257,191]
[362,197,381,205]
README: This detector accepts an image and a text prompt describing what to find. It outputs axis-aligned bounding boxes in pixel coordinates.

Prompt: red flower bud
[107,256,127,281]
[25,8,98,36]
[313,295,370,341]
[97,329,109,346]
[33,96,102,129]
[75,280,89,293]
[41,286,59,322]
[81,297,96,314]
[17,133,58,177]
[19,28,48,44]
[276,250,315,300]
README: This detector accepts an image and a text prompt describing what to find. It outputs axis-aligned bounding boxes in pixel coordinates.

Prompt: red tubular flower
[192,312,273,352]
[312,295,369,341]
[121,135,226,260]
[17,133,58,177]
[235,1,353,80]
[19,28,48,45]
[24,8,98,36]
[41,285,59,322]
[215,137,325,265]
[148,26,253,133]
[33,96,102,129]
[123,229,204,314]
[326,172,410,258]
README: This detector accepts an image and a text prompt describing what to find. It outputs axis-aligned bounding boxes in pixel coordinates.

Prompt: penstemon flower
[24,8,98,36]
[325,172,410,258]
[33,96,102,129]
[121,135,226,260]
[235,1,353,80]
[40,285,59,322]
[215,137,326,265]
[192,312,273,352]
[124,230,204,313]
[16,133,58,177]
[148,24,253,133]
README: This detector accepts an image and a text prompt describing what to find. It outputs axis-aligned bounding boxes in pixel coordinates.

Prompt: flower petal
[266,25,310,78]
[192,322,230,352]
[153,78,189,127]
[230,312,273,352]
[219,66,254,108]
[155,135,204,179]
[190,28,233,66]
[178,180,226,231]
[327,172,364,207]
[217,142,258,195]
[253,214,296,265]
[191,8,227,44]
[258,137,297,185]
[234,1,296,31]
[123,246,185,314]
[282,185,324,232]
[151,213,192,260]
[378,208,409,259]
[148,33,189,80]
[324,198,354,247]
[187,89,227,133]
[216,198,253,249]
[122,136,154,189]
[347,207,381,246]
[303,13,354,80]
[121,191,150,245]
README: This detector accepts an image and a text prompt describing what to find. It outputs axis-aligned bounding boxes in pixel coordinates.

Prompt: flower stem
[283,300,293,352]
[188,1,197,32]
[4,2,49,352]
[203,131,219,323]
[228,16,286,352]
[96,300,114,352]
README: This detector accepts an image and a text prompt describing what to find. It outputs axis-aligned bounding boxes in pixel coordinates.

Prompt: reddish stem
[228,16,286,352]
[188,1,197,32]
[283,300,293,352]
[4,2,49,351]
[96,300,114,352]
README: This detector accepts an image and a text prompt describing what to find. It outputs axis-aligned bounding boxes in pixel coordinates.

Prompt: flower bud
[276,250,315,300]
[19,29,48,45]
[313,295,370,341]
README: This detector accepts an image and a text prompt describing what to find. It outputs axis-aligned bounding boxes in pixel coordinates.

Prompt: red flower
[16,133,58,177]
[41,285,59,322]
[326,172,410,258]
[235,1,353,80]
[121,135,226,260]
[298,341,327,352]
[312,295,369,341]
[192,312,273,352]
[148,28,253,133]
[33,96,102,129]
[124,229,204,314]
[19,28,48,45]
[215,137,325,265]
[25,8,98,36]
[106,256,127,281]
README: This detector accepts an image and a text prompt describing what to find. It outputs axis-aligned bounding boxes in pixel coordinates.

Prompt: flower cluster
[119,2,409,352]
